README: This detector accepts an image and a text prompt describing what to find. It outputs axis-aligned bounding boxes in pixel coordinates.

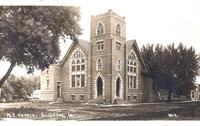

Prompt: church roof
[60,39,90,65]
[60,38,146,69]
[126,40,146,68]
[78,39,90,53]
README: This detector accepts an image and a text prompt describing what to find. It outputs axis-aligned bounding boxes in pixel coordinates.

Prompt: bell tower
[90,10,126,103]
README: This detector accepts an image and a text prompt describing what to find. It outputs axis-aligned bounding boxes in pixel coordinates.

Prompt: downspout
[110,39,113,104]
[124,44,127,100]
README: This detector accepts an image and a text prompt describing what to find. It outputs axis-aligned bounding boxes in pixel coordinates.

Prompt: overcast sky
[0,0,200,81]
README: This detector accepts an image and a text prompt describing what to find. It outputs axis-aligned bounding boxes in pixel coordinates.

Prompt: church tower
[90,10,126,103]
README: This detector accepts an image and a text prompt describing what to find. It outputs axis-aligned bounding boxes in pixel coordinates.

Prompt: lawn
[0,101,200,120]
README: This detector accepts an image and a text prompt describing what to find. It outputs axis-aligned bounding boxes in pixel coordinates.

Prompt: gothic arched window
[97,22,104,36]
[116,23,121,36]
[127,52,137,89]
[96,58,103,70]
[117,59,121,71]
[70,49,86,88]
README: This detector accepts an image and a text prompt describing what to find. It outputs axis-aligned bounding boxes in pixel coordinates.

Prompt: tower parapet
[91,9,125,22]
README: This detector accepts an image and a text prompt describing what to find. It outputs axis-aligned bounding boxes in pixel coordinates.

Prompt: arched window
[81,59,85,71]
[97,58,103,70]
[127,52,137,89]
[72,60,76,72]
[116,23,121,36]
[117,59,121,71]
[97,22,104,36]
[70,49,86,88]
[128,52,136,73]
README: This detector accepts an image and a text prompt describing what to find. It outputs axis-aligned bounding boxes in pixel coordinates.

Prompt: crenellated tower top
[91,9,125,22]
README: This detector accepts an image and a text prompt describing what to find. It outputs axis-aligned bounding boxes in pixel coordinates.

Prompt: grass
[0,101,200,120]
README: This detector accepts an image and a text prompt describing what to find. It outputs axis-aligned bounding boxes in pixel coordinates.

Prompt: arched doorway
[97,77,103,97]
[116,77,120,97]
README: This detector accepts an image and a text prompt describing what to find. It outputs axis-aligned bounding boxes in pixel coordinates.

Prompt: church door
[116,77,120,97]
[57,82,61,98]
[57,85,61,98]
[97,77,103,97]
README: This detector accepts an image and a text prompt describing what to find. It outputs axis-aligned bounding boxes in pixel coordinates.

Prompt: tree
[141,43,200,101]
[175,44,200,98]
[0,6,81,88]
[1,75,40,101]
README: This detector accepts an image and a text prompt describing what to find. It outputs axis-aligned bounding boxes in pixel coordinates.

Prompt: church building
[40,10,157,104]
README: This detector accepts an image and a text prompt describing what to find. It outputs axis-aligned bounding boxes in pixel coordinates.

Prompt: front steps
[87,96,106,105]
[56,98,63,103]
[113,97,129,104]
[87,96,128,105]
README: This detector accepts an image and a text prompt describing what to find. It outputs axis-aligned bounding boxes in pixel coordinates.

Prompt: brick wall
[40,10,157,103]
[61,44,90,102]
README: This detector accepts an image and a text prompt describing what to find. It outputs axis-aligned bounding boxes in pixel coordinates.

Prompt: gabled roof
[126,40,146,68]
[78,39,90,53]
[60,39,90,65]
[60,38,146,68]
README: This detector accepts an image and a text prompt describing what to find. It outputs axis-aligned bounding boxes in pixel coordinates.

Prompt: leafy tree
[175,44,200,98]
[141,43,200,101]
[1,75,40,101]
[0,6,81,88]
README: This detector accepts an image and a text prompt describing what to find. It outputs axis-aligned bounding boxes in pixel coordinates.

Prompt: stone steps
[113,98,129,104]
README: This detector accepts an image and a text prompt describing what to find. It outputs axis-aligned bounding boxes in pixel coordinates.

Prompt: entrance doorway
[57,82,61,98]
[116,77,120,97]
[97,77,103,97]
[57,85,61,98]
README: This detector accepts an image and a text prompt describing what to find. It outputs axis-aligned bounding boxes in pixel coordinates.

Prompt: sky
[0,0,200,81]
